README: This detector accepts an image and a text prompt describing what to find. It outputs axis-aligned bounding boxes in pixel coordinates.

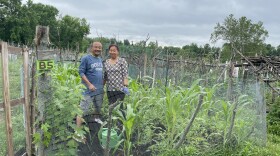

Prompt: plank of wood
[0,98,24,109]
[23,49,32,156]
[0,45,23,54]
[1,41,14,156]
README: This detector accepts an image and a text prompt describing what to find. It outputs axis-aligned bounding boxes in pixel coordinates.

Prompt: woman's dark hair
[108,44,119,52]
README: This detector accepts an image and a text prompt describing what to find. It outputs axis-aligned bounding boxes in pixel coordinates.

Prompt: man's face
[91,42,102,56]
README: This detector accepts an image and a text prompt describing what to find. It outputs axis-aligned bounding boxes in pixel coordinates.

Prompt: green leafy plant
[33,63,87,155]
[267,97,280,136]
[114,103,136,156]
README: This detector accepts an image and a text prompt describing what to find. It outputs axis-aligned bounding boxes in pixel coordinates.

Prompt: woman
[104,44,129,107]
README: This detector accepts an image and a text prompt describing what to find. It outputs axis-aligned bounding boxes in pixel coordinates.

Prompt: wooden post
[152,58,156,88]
[23,48,32,156]
[143,53,147,77]
[242,66,247,93]
[1,42,14,156]
[35,25,51,156]
[75,43,79,66]
[30,53,37,155]
[227,61,234,100]
[180,56,183,83]
[165,51,169,88]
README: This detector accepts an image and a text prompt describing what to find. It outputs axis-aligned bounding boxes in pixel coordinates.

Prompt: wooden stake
[174,95,204,149]
[1,41,14,156]
[143,53,147,77]
[23,48,32,156]
[180,56,183,83]
[152,58,157,88]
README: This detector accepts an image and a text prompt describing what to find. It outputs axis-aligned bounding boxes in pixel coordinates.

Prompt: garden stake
[174,94,204,149]
[104,99,120,156]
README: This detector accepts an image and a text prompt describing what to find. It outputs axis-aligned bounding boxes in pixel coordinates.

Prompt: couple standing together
[77,42,129,126]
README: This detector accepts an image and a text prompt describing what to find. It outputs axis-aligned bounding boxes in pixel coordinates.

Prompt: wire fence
[0,48,26,155]
[0,43,268,154]
[119,49,267,146]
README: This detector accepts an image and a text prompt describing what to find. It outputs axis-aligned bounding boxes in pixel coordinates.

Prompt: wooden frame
[1,41,14,156]
[0,42,31,155]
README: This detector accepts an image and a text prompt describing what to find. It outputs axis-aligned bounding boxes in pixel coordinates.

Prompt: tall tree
[264,44,277,56]
[57,15,90,50]
[210,14,268,60]
[124,39,130,46]
[182,43,200,58]
[0,0,23,43]
[0,0,59,45]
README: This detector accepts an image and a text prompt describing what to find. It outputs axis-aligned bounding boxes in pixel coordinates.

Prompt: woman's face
[109,46,119,59]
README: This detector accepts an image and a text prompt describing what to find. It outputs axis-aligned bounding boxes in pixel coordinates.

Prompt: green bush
[267,97,280,136]
[33,63,87,155]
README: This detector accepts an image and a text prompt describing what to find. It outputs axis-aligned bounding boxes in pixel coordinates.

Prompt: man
[77,41,104,127]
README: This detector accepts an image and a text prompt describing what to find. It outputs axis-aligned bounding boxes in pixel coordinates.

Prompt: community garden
[1,47,280,155]
[1,1,280,155]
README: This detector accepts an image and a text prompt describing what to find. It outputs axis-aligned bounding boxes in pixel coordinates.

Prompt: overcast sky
[31,0,280,47]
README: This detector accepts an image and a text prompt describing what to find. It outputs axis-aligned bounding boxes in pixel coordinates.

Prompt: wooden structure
[35,25,53,156]
[235,56,280,94]
[1,41,31,156]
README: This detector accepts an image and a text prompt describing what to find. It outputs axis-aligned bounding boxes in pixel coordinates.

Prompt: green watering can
[98,128,121,149]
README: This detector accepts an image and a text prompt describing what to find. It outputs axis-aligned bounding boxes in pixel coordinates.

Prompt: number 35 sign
[36,60,54,71]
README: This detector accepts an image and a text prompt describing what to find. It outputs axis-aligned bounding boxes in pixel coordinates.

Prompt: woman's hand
[122,87,130,95]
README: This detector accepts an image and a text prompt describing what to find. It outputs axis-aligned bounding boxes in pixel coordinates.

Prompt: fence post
[35,25,52,156]
[152,58,157,88]
[180,56,183,83]
[165,51,169,88]
[30,49,37,154]
[23,48,32,156]
[143,53,147,77]
[1,41,14,156]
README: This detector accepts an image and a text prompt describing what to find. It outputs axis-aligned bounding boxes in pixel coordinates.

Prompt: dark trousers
[107,91,125,105]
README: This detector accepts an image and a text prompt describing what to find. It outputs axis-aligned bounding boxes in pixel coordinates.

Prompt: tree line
[1,1,279,63]
[0,0,90,51]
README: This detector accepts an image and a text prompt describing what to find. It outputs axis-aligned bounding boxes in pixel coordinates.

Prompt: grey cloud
[33,0,280,47]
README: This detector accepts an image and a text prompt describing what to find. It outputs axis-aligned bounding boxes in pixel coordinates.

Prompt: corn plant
[127,79,165,144]
[113,103,136,156]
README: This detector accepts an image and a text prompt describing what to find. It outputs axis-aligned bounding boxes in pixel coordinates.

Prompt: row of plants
[2,62,277,155]
[30,63,279,156]
[267,82,280,136]
[33,63,88,155]
[106,77,280,155]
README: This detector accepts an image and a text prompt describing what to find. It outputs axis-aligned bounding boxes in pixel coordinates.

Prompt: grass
[254,134,280,156]
[0,105,26,155]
